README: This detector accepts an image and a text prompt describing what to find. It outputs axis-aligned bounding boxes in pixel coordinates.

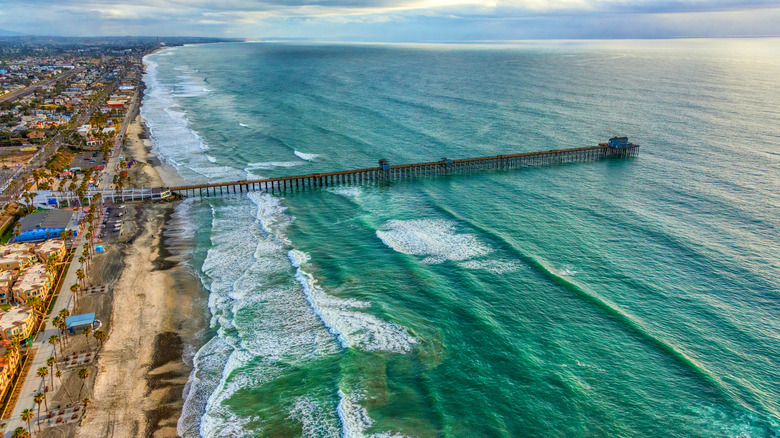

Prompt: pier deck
[41,143,638,204]
[169,143,638,199]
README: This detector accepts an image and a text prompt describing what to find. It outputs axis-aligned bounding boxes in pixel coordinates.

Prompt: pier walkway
[40,142,638,204]
[170,143,638,199]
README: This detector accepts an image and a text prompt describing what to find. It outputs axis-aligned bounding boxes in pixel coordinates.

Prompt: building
[0,342,21,400]
[14,264,53,304]
[608,137,634,148]
[0,270,20,305]
[16,209,77,242]
[36,239,67,263]
[66,313,99,334]
[0,252,35,271]
[0,306,35,341]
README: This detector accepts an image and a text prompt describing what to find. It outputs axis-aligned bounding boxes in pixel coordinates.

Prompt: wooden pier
[168,143,638,199]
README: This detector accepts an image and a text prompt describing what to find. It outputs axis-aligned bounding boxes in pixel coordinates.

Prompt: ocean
[140,40,780,437]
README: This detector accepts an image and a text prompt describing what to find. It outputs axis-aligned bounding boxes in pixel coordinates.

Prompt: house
[14,264,53,303]
[0,342,21,400]
[36,239,67,263]
[0,306,35,341]
[0,253,35,271]
[0,270,20,305]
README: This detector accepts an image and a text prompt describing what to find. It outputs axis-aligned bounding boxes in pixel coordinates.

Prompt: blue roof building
[608,137,633,148]
[65,313,98,334]
[16,209,78,242]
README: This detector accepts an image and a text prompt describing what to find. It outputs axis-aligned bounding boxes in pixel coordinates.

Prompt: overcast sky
[0,0,778,41]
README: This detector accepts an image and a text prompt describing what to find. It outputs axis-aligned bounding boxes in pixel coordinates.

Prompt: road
[0,66,85,104]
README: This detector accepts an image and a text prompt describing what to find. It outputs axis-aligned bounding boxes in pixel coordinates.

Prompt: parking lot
[70,151,107,172]
[98,204,127,243]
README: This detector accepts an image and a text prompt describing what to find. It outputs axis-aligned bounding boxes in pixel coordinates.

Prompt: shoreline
[78,102,211,436]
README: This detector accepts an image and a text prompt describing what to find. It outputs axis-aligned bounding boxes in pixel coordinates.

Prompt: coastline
[78,109,210,437]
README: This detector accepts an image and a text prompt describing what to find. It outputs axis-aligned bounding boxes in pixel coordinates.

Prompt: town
[0,35,233,437]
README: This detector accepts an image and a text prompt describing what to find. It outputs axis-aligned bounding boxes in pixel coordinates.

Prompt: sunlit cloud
[0,0,777,40]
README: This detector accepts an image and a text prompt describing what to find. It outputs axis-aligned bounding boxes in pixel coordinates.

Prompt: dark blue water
[141,40,780,437]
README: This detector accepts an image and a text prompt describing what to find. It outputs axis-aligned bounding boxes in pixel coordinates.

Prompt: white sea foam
[206,155,217,163]
[290,397,340,438]
[289,249,417,353]
[377,219,493,264]
[459,259,521,273]
[247,161,303,170]
[141,55,241,185]
[295,150,320,161]
[338,390,409,438]
[557,265,579,276]
[239,122,249,128]
[329,187,362,198]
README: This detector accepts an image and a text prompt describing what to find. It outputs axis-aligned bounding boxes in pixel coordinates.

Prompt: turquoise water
[141,40,780,437]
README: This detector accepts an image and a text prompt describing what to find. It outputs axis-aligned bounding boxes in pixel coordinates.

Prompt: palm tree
[70,283,80,307]
[21,408,34,437]
[26,297,44,319]
[93,330,105,351]
[46,356,56,385]
[76,268,85,288]
[82,397,90,419]
[49,335,61,362]
[77,367,90,399]
[12,426,29,438]
[55,370,74,403]
[83,327,92,350]
[37,366,48,389]
[33,393,43,431]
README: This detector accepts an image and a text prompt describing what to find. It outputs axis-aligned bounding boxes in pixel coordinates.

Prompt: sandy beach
[76,113,209,437]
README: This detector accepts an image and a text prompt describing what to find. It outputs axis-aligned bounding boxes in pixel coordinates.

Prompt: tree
[36,366,48,390]
[76,268,85,288]
[82,397,90,419]
[21,191,37,213]
[83,326,92,350]
[49,335,61,363]
[12,427,28,438]
[77,367,90,399]
[33,393,43,431]
[93,329,105,351]
[46,356,56,386]
[70,283,80,307]
[26,297,44,319]
[20,408,33,437]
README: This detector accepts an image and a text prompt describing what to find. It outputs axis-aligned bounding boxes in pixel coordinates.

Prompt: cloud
[0,0,777,39]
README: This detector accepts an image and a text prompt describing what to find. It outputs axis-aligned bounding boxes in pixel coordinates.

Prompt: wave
[431,203,758,416]
[338,390,408,438]
[141,54,242,185]
[239,122,249,128]
[376,218,492,264]
[295,150,320,161]
[246,161,303,170]
[289,248,418,353]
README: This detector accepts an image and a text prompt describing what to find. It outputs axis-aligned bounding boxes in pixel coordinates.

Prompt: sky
[0,0,778,41]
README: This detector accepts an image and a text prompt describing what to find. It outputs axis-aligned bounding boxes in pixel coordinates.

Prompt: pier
[169,141,638,199]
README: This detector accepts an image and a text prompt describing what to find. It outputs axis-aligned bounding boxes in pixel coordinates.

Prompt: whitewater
[141,41,780,437]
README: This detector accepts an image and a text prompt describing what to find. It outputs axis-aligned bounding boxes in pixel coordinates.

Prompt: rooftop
[0,307,33,329]
[19,210,76,234]
[66,313,95,329]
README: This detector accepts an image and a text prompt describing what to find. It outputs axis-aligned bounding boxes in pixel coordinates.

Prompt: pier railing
[168,144,638,199]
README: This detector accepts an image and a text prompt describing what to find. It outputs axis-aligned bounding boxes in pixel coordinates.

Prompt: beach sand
[77,114,208,438]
